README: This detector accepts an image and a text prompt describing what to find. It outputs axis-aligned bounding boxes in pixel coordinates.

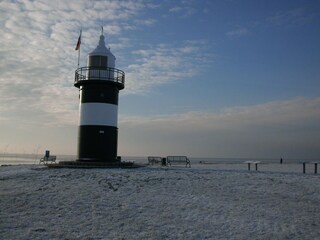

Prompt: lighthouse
[74,32,124,163]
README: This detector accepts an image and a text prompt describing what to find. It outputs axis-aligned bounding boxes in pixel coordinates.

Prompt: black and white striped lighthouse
[74,33,125,163]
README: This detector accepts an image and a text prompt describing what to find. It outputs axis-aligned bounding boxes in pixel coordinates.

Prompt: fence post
[303,162,306,174]
[315,163,318,174]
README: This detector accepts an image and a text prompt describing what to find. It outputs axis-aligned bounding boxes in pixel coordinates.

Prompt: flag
[75,30,81,51]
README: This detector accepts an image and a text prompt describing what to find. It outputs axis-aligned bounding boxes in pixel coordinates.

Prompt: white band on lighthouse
[79,103,118,127]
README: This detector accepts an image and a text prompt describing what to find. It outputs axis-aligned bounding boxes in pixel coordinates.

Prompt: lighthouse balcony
[75,67,125,89]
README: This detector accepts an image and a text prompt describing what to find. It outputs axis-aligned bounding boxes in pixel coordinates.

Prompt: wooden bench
[244,161,261,171]
[148,156,162,165]
[167,156,191,168]
[39,156,57,164]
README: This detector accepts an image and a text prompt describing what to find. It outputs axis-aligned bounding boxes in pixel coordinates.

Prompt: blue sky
[0,0,320,159]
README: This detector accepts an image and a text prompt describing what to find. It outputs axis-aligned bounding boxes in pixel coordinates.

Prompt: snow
[0,163,319,239]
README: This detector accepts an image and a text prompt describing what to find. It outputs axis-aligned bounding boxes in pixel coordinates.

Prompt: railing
[74,67,125,87]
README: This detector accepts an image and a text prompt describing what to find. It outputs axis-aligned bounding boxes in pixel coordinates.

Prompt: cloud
[226,6,315,39]
[0,0,155,128]
[135,18,157,26]
[124,41,210,94]
[0,0,213,154]
[226,27,250,38]
[119,97,320,158]
[169,6,184,13]
[168,0,197,18]
[0,0,209,129]
[266,7,314,26]
[120,97,320,131]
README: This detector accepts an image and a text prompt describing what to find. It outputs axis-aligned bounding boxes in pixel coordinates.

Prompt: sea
[0,153,312,166]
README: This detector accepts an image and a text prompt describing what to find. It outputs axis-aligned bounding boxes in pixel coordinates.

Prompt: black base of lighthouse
[77,125,118,162]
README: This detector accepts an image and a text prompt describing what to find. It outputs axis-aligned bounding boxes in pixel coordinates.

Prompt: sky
[1,0,320,159]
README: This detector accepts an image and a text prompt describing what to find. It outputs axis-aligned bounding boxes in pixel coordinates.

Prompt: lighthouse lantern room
[74,33,125,163]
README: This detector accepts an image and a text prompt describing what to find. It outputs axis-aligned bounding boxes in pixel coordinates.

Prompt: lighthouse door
[98,128,117,161]
[98,129,105,160]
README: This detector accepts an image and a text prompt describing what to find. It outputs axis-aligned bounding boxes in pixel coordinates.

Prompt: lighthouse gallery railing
[75,67,125,86]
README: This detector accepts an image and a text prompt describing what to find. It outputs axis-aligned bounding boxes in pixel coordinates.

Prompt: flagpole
[76,29,82,69]
[77,44,80,68]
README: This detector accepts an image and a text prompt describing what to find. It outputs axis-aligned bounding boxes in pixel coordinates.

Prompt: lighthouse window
[100,56,107,66]
[89,56,108,67]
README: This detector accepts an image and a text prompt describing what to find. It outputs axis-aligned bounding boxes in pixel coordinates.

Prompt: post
[248,163,251,171]
[162,158,167,166]
[303,162,306,174]
[77,47,80,68]
[76,29,82,68]
[255,163,258,171]
[315,163,318,174]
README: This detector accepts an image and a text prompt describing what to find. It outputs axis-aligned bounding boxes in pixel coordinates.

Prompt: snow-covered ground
[0,163,319,239]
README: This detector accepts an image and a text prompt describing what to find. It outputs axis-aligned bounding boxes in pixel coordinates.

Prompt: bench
[302,162,319,174]
[148,156,162,165]
[39,156,57,164]
[244,161,261,171]
[167,156,191,168]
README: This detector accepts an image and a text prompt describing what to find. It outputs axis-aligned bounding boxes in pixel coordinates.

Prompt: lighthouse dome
[87,34,115,68]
